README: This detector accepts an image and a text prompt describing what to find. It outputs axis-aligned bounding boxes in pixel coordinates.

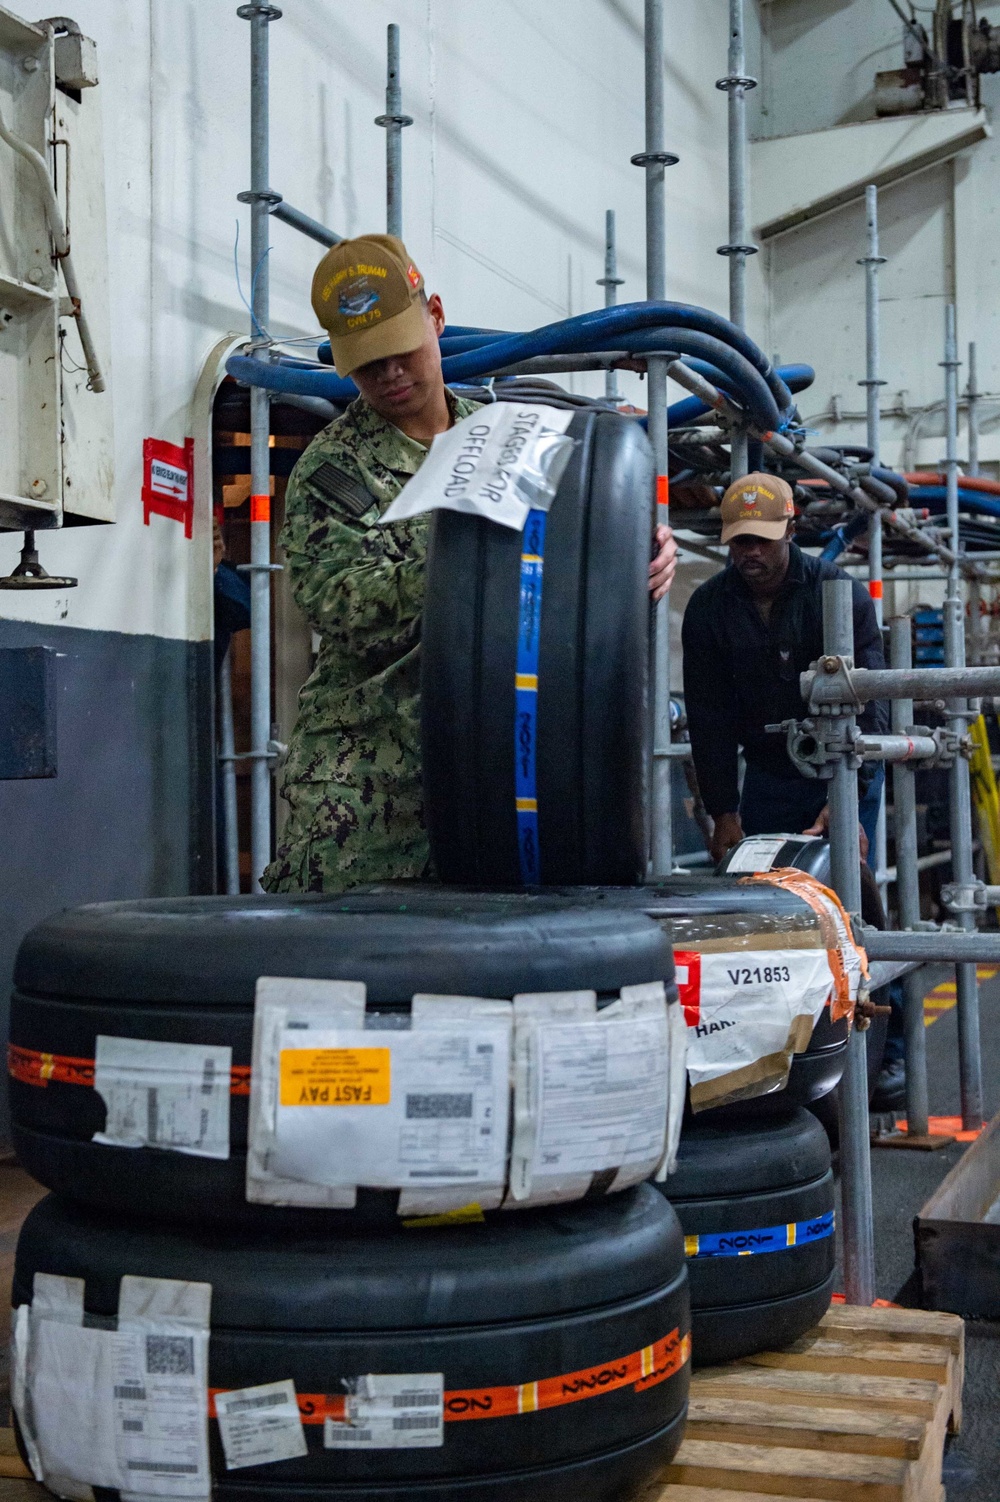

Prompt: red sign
[143,436,194,538]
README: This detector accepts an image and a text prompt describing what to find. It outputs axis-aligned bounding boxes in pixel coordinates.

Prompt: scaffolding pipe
[597,211,624,404]
[943,304,983,1133]
[662,356,972,574]
[859,185,888,898]
[968,341,980,478]
[823,578,876,1307]
[889,616,930,1139]
[219,647,241,897]
[634,0,677,876]
[801,662,1000,705]
[270,199,341,247]
[238,1,280,893]
[717,0,756,480]
[377,24,412,238]
[865,929,1000,963]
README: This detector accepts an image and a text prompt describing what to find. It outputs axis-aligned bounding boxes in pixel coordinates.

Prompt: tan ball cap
[311,234,427,379]
[720,471,796,543]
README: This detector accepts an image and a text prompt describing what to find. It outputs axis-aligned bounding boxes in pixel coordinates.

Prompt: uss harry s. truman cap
[311,234,427,379]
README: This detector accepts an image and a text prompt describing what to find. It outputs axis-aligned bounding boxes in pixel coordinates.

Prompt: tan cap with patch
[311,234,427,378]
[720,471,796,543]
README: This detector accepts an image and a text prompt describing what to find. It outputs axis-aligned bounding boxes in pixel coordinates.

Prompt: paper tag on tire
[93,1036,231,1160]
[378,404,575,531]
[270,1023,510,1190]
[676,948,834,1098]
[215,1380,307,1470]
[324,1374,443,1450]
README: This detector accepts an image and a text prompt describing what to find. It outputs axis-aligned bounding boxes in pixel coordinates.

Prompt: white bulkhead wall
[750,0,1000,475]
[0,0,756,648]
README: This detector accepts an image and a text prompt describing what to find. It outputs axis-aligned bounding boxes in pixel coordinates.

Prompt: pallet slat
[648,1304,963,1502]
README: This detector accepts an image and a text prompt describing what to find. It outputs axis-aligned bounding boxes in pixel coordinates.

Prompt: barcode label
[121,1419,144,1433]
[127,1460,200,1474]
[405,1092,473,1119]
[219,1390,290,1414]
[324,1373,444,1450]
[114,1384,147,1401]
[93,1035,232,1161]
[215,1379,308,1470]
[146,1333,195,1375]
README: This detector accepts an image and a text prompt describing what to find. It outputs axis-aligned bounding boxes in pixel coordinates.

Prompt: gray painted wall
[0,620,213,1135]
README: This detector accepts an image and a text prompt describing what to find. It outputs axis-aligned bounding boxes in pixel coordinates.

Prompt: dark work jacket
[681,544,889,817]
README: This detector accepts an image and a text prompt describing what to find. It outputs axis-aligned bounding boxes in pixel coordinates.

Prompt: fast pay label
[279,1048,390,1106]
[269,1024,510,1191]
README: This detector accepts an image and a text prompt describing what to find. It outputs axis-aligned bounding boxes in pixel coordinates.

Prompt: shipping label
[324,1374,444,1450]
[93,1036,231,1160]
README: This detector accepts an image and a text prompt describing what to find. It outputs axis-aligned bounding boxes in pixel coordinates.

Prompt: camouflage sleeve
[281,457,427,656]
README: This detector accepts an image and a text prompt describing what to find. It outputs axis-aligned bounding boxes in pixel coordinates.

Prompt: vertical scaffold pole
[943,305,984,1132]
[597,210,625,405]
[824,577,877,1306]
[219,647,242,897]
[632,0,679,876]
[967,341,980,478]
[377,24,412,239]
[890,616,930,1139]
[238,1,281,892]
[716,0,757,481]
[858,184,888,897]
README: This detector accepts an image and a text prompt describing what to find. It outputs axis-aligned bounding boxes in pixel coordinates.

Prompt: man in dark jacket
[682,472,889,867]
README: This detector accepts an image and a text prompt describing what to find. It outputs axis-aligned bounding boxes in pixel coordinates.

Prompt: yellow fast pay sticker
[279,1047,391,1106]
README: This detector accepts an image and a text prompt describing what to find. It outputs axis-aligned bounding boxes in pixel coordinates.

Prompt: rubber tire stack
[658,1109,836,1365]
[9,892,690,1501]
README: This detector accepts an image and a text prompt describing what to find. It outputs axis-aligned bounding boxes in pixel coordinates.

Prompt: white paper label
[323,1374,443,1450]
[678,947,834,1093]
[379,403,575,531]
[271,1021,510,1190]
[530,1013,669,1176]
[215,1380,307,1470]
[723,835,797,873]
[93,1036,231,1160]
[111,1327,208,1492]
[19,1274,211,1500]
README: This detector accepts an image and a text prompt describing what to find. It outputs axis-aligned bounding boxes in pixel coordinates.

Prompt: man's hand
[649,524,677,601]
[709,811,744,865]
[803,805,869,862]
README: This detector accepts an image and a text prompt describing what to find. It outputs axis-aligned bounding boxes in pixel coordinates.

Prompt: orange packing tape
[209,1330,689,1426]
[8,1044,252,1096]
[740,868,869,1024]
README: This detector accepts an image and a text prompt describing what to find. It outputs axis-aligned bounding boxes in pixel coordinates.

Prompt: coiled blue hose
[908,486,1000,519]
[226,300,799,429]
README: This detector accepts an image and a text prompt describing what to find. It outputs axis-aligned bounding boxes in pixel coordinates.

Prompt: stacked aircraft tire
[366,877,852,1118]
[9,893,690,1501]
[659,1109,836,1365]
[422,409,654,888]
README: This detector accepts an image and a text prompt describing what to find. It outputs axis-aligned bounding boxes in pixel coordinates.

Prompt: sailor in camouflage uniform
[262,233,677,893]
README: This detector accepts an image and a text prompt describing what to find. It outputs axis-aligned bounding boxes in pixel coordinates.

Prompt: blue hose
[908,486,1000,519]
[232,301,798,425]
[820,510,871,562]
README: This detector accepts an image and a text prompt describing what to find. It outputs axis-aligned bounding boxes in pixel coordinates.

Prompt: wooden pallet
[645,1304,963,1502]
